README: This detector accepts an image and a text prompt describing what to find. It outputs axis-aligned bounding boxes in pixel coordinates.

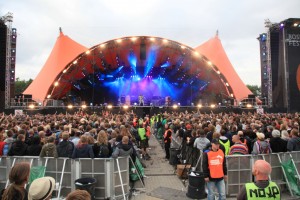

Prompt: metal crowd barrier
[0,156,130,200]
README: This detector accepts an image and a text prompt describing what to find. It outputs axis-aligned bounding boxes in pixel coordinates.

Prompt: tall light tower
[0,12,15,109]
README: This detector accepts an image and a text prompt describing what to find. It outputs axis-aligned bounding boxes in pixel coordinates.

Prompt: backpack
[256,140,271,154]
[98,144,110,158]
[3,143,11,156]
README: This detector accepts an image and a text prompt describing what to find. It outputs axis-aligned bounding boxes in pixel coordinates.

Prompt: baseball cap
[211,138,220,144]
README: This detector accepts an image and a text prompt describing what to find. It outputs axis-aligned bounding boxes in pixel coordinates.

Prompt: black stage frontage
[4,106,256,116]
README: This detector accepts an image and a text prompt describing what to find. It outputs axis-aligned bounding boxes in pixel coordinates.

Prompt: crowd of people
[0,110,299,199]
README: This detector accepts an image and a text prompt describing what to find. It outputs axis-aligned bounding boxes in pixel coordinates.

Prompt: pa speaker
[140,42,146,60]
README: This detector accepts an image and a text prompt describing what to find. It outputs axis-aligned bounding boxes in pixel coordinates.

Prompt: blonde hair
[97,130,108,145]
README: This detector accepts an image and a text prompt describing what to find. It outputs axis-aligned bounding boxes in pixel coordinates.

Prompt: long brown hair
[2,162,31,200]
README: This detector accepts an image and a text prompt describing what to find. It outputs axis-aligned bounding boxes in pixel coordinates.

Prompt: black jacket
[57,140,74,158]
[8,140,28,156]
[26,144,42,156]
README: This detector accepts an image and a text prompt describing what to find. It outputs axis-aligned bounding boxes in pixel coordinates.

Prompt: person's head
[252,160,272,181]
[79,135,88,144]
[211,138,220,151]
[97,130,108,145]
[47,136,55,144]
[17,134,25,142]
[28,177,55,200]
[256,132,265,141]
[272,130,280,138]
[62,131,69,140]
[122,136,129,145]
[197,129,205,137]
[232,135,240,143]
[2,162,30,200]
[291,128,299,137]
[66,189,91,200]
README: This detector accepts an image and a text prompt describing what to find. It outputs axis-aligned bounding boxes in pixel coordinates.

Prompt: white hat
[256,132,265,140]
[28,176,55,200]
[272,130,281,138]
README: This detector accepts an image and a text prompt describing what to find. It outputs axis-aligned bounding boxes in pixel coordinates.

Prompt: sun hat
[28,176,55,200]
[256,132,265,140]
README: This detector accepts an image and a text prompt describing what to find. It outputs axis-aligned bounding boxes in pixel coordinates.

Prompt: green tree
[15,78,33,94]
[246,84,261,97]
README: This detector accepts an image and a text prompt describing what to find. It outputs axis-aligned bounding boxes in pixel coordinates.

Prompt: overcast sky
[1,0,300,86]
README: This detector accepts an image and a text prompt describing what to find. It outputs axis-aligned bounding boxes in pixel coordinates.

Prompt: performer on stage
[139,94,144,106]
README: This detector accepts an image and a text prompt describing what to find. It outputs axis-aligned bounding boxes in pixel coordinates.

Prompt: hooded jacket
[112,142,137,162]
[39,143,58,157]
[287,137,300,151]
[57,140,74,158]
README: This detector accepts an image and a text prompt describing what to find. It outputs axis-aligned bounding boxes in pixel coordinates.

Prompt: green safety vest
[219,140,230,155]
[138,128,147,140]
[245,181,280,200]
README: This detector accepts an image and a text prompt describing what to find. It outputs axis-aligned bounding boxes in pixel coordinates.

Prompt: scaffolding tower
[264,19,273,108]
[0,12,13,109]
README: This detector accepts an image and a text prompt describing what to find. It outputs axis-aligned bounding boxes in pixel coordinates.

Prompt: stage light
[73,60,77,64]
[226,82,229,87]
[280,23,284,27]
[67,104,73,109]
[217,71,221,74]
[47,95,51,99]
[81,104,87,109]
[207,61,212,66]
[163,39,168,43]
[131,37,137,41]
[134,102,137,106]
[100,43,106,48]
[210,104,216,108]
[294,23,298,27]
[54,81,59,87]
[194,51,199,56]
[107,105,113,109]
[178,103,181,106]
[181,45,186,49]
[197,104,202,108]
[123,105,129,109]
[116,39,122,43]
[85,50,90,55]
[63,69,67,73]
[246,104,252,108]
[38,102,42,106]
[230,93,234,97]
[150,37,155,41]
[191,103,194,106]
[28,104,35,109]
[172,104,178,109]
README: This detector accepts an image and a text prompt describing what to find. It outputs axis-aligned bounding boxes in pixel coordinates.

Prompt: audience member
[287,128,300,151]
[39,137,58,158]
[28,177,55,200]
[66,189,91,200]
[56,131,74,158]
[237,160,280,200]
[1,162,30,200]
[229,135,248,155]
[72,135,94,159]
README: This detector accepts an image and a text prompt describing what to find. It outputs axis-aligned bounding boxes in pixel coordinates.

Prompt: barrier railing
[0,156,130,200]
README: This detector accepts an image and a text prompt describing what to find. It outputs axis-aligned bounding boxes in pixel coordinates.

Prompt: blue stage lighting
[128,53,137,74]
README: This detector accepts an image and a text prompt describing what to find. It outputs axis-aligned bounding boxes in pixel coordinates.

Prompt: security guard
[237,159,280,200]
